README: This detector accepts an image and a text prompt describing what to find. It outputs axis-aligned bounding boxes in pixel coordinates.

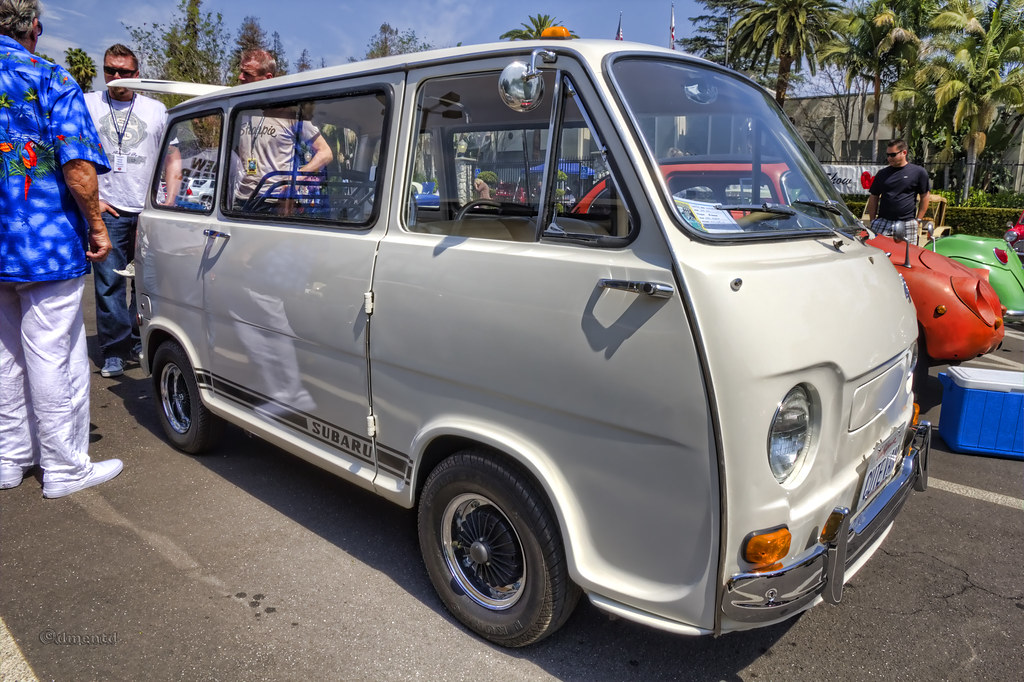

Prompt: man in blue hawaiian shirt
[0,0,125,498]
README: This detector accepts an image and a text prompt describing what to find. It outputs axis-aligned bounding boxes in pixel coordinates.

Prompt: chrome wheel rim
[441,493,526,610]
[159,363,191,434]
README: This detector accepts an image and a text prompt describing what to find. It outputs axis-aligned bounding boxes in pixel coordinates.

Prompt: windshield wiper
[714,203,796,217]
[793,199,843,215]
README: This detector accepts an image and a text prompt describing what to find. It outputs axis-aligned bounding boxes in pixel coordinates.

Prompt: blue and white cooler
[938,367,1024,459]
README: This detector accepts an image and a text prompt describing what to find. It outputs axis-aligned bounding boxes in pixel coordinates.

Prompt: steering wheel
[455,199,501,221]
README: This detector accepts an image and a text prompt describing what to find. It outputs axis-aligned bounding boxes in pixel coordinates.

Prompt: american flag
[670,4,676,49]
[615,12,623,40]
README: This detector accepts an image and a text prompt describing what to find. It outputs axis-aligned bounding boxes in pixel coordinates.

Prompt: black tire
[418,451,580,647]
[151,340,223,454]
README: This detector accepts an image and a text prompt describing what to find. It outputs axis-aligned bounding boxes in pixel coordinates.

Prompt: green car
[925,233,1024,322]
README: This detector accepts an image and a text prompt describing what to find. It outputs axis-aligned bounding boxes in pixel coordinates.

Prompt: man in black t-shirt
[867,139,929,245]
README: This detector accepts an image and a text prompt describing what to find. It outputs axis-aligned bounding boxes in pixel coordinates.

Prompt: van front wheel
[417,451,580,647]
[151,340,223,454]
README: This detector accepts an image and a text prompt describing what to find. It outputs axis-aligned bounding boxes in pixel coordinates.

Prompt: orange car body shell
[867,235,1004,361]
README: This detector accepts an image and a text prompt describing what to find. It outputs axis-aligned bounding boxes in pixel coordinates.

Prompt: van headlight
[767,385,815,482]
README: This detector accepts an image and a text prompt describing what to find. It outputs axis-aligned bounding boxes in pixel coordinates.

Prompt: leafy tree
[270,31,289,75]
[791,63,875,161]
[34,52,55,63]
[820,0,922,161]
[916,0,1024,201]
[296,49,313,72]
[124,0,229,89]
[678,0,748,69]
[358,24,433,60]
[64,48,96,93]
[730,0,842,106]
[500,14,578,40]
[227,15,268,83]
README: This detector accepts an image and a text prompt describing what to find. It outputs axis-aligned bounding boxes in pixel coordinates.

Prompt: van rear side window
[223,92,389,226]
[154,113,222,212]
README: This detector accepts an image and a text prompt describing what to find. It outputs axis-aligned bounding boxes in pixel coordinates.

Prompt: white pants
[0,277,93,484]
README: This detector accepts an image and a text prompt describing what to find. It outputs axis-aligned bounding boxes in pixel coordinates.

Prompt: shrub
[476,170,499,188]
[841,199,1016,238]
[926,188,1023,209]
[930,188,958,205]
[844,200,866,217]
[983,192,1024,209]
[944,207,1020,238]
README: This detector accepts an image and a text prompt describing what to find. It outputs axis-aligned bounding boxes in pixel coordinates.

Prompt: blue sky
[38,1,701,86]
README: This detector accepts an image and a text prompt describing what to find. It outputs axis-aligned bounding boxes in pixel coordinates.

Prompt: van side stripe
[197,369,411,481]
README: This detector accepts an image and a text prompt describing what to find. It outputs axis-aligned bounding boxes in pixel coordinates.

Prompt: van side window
[154,113,222,212]
[224,91,388,226]
[543,78,632,240]
[406,71,557,242]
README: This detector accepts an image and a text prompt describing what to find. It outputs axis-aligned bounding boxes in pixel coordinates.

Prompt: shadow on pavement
[175,428,794,680]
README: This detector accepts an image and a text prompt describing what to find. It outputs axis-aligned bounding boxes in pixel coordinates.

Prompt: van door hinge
[366,414,377,438]
[363,291,374,315]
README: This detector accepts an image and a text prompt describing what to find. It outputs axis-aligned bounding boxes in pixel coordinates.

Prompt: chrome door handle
[599,279,674,299]
[203,229,230,240]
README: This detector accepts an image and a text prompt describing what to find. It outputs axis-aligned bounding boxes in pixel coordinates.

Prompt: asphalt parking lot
[1,288,1021,682]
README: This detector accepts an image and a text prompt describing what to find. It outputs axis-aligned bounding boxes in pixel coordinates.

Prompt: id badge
[246,158,258,176]
[113,154,128,173]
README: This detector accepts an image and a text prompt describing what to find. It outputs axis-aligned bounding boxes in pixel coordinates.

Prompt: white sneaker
[42,459,124,499]
[1,464,32,490]
[114,261,135,278]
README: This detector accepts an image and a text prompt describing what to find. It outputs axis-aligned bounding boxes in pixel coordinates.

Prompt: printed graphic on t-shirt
[97,110,149,154]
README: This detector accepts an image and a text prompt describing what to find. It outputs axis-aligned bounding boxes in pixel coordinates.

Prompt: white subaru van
[132,38,929,646]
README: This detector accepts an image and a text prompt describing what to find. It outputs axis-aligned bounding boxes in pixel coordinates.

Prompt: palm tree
[500,14,578,40]
[916,0,1024,201]
[64,48,96,93]
[729,0,842,107]
[820,0,921,161]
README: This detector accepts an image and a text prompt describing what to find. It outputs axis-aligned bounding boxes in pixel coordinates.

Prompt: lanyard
[106,92,136,153]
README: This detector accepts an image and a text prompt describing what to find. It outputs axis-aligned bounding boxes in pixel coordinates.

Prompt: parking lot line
[929,477,1024,511]
[0,615,38,682]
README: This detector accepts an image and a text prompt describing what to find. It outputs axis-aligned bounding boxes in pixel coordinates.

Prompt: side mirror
[498,61,544,112]
[498,49,554,113]
[891,222,906,243]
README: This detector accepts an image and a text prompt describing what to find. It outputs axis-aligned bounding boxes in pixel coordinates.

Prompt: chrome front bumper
[721,422,930,624]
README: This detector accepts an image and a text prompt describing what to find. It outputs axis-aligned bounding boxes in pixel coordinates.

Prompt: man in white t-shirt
[85,44,176,377]
[230,49,332,212]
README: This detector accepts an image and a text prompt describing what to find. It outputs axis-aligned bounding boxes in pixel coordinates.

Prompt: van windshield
[610,58,859,239]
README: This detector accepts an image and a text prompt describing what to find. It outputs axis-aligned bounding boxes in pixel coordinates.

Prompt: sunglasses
[104,66,137,78]
[36,20,42,36]
[886,151,905,158]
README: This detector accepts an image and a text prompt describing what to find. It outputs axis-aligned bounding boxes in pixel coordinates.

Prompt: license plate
[859,426,905,504]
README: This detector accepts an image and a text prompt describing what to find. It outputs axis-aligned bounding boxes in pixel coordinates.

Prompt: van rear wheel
[152,340,223,454]
[417,451,580,647]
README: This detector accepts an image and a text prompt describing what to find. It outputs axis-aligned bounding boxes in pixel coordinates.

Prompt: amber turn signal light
[743,527,791,568]
[541,26,572,39]
[819,509,846,544]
